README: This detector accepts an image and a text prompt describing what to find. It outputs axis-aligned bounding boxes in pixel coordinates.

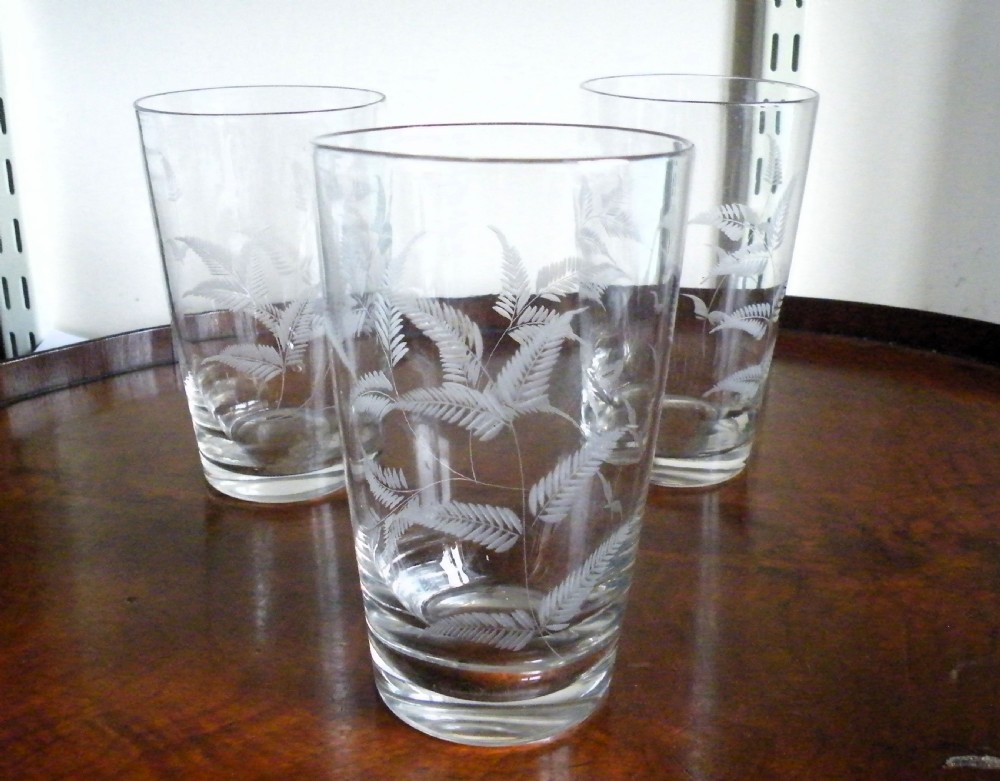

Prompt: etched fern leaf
[692,203,763,242]
[708,244,772,279]
[244,231,296,280]
[528,428,624,525]
[372,292,408,366]
[183,279,260,313]
[704,362,768,400]
[579,259,628,302]
[681,293,725,325]
[708,302,774,339]
[414,501,523,553]
[581,177,641,242]
[381,501,420,562]
[537,518,637,629]
[491,226,532,324]
[508,305,564,344]
[577,225,612,260]
[394,295,484,386]
[180,235,272,320]
[364,456,409,510]
[766,178,796,250]
[535,257,581,302]
[397,383,510,441]
[272,298,324,364]
[764,135,784,190]
[202,344,284,383]
[491,311,578,410]
[176,236,235,277]
[425,609,537,651]
[599,209,641,242]
[352,370,395,418]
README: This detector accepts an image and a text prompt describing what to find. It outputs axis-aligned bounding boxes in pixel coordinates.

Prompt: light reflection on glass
[687,490,722,781]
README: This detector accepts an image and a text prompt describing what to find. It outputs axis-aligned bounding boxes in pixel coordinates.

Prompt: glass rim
[133,84,386,117]
[581,73,819,106]
[312,122,694,164]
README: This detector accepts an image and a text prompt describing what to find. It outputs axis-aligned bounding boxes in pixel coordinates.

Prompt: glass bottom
[652,396,754,488]
[369,638,616,747]
[648,445,749,488]
[201,457,345,503]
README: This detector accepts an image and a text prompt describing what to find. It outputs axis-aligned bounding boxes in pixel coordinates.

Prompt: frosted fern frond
[179,235,279,327]
[579,177,641,242]
[372,292,408,366]
[708,302,774,339]
[240,243,271,305]
[537,518,638,629]
[490,227,532,323]
[708,244,772,279]
[354,392,395,422]
[425,609,537,651]
[353,370,394,397]
[535,257,582,302]
[414,501,523,553]
[381,501,420,561]
[763,135,784,190]
[202,344,284,383]
[577,225,612,260]
[527,428,624,525]
[244,230,294,280]
[766,178,796,250]
[271,298,323,362]
[176,236,235,277]
[681,293,725,325]
[491,312,578,410]
[578,259,629,303]
[597,207,641,242]
[394,295,484,386]
[353,371,396,421]
[590,178,641,241]
[349,292,374,337]
[397,383,510,441]
[183,279,258,313]
[704,362,768,400]
[508,305,564,344]
[364,457,409,510]
[691,203,763,242]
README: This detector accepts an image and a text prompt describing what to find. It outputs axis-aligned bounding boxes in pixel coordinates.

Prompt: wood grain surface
[2,330,998,779]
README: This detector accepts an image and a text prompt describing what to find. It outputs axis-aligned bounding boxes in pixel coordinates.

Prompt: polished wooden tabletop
[2,326,999,779]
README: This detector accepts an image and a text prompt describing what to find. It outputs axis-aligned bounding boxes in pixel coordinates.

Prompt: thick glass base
[369,639,615,747]
[653,396,753,488]
[649,444,749,488]
[202,458,345,503]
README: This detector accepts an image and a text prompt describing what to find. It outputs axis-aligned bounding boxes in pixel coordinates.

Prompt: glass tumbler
[135,85,384,503]
[314,122,692,745]
[583,74,819,488]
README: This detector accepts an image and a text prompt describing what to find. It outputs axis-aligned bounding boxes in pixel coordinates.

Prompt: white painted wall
[793,0,1000,323]
[0,0,734,342]
[1,0,998,344]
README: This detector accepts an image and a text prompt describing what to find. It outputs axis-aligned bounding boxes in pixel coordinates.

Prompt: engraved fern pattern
[175,233,327,396]
[332,174,661,652]
[684,132,796,405]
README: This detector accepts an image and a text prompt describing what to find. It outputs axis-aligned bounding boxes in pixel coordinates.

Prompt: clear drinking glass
[314,123,692,745]
[582,74,819,488]
[135,85,384,503]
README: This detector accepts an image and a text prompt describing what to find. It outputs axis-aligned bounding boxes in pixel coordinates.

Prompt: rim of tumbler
[312,122,693,164]
[581,73,818,106]
[133,84,386,117]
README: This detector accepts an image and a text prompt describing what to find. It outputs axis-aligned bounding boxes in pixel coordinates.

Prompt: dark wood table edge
[0,325,176,408]
[1,297,996,407]
[780,295,997,366]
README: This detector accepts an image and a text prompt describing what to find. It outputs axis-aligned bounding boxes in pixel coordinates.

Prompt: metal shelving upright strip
[0,36,39,359]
